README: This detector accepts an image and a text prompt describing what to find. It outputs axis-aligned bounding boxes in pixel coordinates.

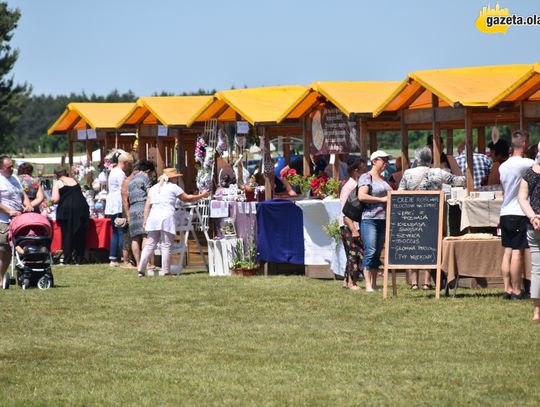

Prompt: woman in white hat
[137,168,209,277]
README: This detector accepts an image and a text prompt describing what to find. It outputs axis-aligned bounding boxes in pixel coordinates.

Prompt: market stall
[117,96,213,192]
[48,102,137,171]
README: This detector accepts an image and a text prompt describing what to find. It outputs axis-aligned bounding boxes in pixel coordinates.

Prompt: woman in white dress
[137,168,209,277]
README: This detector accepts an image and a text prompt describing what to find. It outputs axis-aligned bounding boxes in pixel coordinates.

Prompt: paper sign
[329,154,336,165]
[77,129,87,141]
[236,121,249,134]
[87,129,97,140]
[209,200,229,218]
[157,125,168,137]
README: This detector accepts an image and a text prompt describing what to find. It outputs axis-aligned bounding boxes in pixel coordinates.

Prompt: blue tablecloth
[257,200,304,264]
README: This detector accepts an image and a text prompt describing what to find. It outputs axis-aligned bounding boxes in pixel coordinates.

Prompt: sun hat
[162,168,183,179]
[370,150,390,162]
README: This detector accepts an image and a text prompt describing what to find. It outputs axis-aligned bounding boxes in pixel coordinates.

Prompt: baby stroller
[9,212,54,290]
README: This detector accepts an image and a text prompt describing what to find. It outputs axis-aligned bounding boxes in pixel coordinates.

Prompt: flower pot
[242,267,258,277]
[231,268,243,276]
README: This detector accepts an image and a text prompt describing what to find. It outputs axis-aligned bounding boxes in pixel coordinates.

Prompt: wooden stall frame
[383,191,444,299]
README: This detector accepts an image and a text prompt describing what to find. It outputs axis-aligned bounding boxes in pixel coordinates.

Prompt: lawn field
[0,266,539,406]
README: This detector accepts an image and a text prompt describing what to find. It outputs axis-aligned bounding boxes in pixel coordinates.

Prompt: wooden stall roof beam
[465,108,474,192]
[432,94,441,169]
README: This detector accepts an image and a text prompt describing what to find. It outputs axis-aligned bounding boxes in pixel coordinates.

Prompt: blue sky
[6,0,540,96]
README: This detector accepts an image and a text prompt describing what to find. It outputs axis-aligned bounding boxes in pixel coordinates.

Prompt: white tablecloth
[295,198,347,276]
[448,198,502,231]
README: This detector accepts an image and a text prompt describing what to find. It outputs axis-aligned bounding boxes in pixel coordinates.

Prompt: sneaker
[501,292,512,300]
[109,261,119,268]
[511,292,528,300]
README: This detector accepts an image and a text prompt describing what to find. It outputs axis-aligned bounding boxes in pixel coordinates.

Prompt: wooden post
[357,117,368,158]
[465,108,474,192]
[369,131,377,154]
[137,125,145,161]
[86,138,93,183]
[176,128,185,172]
[332,155,339,180]
[156,131,165,174]
[400,111,409,171]
[477,127,486,153]
[303,116,311,176]
[283,135,291,164]
[520,101,529,132]
[261,126,273,201]
[68,131,74,170]
[432,95,441,168]
[446,129,454,155]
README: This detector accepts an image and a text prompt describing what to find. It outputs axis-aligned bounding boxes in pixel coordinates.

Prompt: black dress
[56,184,89,264]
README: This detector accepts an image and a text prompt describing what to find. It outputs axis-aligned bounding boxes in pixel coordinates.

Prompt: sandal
[422,284,434,290]
[410,284,419,290]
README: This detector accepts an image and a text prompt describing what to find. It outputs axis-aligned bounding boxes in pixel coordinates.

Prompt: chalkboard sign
[383,191,444,299]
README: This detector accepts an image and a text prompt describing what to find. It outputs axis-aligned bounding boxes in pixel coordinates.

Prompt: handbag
[114,217,128,228]
[342,175,372,222]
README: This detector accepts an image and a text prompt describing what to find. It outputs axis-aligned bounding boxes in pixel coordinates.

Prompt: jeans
[360,218,386,270]
[109,213,124,261]
[527,229,540,299]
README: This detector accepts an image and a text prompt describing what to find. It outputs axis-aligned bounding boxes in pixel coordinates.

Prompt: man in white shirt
[0,156,32,289]
[105,151,133,267]
[499,130,535,300]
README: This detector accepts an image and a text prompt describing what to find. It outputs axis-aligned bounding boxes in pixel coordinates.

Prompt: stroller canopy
[9,213,52,239]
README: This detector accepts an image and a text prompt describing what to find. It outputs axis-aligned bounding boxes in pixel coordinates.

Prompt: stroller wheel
[37,276,52,290]
[21,278,30,290]
[2,273,9,290]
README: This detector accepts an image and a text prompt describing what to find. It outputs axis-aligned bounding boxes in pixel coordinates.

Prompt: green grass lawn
[0,266,539,406]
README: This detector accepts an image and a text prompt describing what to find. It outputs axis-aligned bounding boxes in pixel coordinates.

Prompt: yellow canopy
[374,63,539,117]
[490,62,540,106]
[48,102,136,135]
[285,81,402,118]
[189,85,310,126]
[119,96,214,127]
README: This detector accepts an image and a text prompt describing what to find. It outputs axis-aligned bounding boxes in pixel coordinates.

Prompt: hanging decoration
[216,128,228,156]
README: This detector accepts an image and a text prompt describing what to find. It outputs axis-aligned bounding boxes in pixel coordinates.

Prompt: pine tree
[0,2,30,154]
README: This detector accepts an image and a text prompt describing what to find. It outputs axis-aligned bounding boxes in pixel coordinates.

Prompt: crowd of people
[0,153,209,286]
[2,129,540,323]
[333,131,540,324]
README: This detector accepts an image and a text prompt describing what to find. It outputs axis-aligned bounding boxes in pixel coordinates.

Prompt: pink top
[339,177,358,228]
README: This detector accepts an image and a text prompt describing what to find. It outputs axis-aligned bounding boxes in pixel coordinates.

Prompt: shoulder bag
[342,175,372,222]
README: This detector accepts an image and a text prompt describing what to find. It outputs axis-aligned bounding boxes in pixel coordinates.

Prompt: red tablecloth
[51,218,112,252]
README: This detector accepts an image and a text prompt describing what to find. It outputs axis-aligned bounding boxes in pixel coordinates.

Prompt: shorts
[500,215,529,249]
[0,222,9,251]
